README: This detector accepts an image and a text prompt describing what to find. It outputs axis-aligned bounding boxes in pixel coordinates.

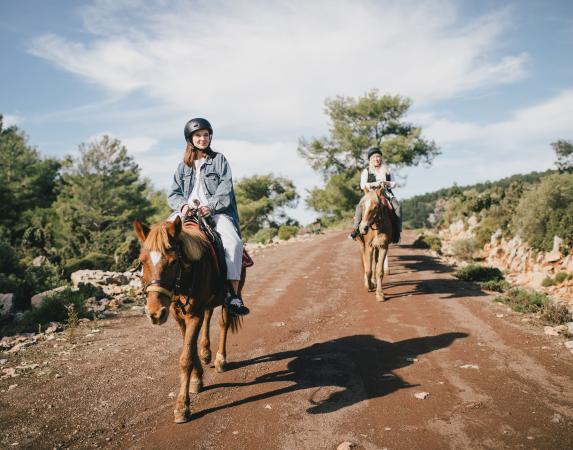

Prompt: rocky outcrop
[0,293,14,318]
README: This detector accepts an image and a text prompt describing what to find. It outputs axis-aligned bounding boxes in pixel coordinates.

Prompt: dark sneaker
[226,295,250,316]
[347,228,360,240]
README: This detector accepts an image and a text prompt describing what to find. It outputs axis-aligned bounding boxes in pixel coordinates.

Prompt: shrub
[512,172,573,252]
[23,262,65,296]
[541,302,572,325]
[451,238,481,261]
[277,225,299,241]
[251,228,277,245]
[0,287,89,336]
[479,279,510,292]
[64,252,114,277]
[113,235,140,271]
[474,216,501,247]
[494,288,547,313]
[412,234,442,254]
[455,264,504,282]
[541,276,556,287]
[554,272,569,284]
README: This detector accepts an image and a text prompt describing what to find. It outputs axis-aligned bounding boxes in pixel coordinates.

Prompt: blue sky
[2,0,572,224]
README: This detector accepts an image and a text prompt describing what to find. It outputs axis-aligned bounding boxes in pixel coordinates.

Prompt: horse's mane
[144,221,209,262]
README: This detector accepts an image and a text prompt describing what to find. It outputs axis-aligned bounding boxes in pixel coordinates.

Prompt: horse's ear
[167,215,182,238]
[133,220,149,243]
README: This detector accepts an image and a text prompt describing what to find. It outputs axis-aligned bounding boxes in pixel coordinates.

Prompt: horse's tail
[228,313,243,334]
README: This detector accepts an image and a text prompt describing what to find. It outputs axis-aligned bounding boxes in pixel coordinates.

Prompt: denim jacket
[167,152,241,237]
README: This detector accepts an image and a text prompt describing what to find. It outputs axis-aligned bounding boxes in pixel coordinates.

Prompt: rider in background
[167,118,249,316]
[348,146,402,241]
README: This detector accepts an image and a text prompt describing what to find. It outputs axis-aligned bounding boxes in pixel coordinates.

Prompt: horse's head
[359,190,382,235]
[133,216,184,325]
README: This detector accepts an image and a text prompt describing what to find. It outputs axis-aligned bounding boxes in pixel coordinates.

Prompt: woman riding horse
[349,146,402,241]
[168,118,249,316]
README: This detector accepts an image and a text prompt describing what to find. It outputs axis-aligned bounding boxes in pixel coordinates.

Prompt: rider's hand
[199,206,211,217]
[181,204,190,215]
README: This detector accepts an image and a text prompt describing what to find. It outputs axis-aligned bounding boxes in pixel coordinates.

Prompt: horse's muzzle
[147,305,168,325]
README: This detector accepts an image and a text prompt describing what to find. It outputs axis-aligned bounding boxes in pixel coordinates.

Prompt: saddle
[182,212,253,284]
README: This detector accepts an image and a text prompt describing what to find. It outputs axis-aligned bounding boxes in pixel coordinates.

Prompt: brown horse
[133,215,244,423]
[356,189,393,302]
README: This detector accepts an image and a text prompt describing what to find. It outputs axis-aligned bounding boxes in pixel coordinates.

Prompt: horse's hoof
[376,294,386,302]
[200,350,212,365]
[190,380,203,394]
[174,408,191,424]
[215,353,227,373]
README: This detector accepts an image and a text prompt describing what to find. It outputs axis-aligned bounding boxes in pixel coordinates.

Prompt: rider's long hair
[183,143,215,166]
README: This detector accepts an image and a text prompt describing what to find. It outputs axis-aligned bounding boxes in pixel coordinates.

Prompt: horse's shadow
[192,332,468,419]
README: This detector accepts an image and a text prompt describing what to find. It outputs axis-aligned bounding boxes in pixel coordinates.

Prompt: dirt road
[2,230,572,449]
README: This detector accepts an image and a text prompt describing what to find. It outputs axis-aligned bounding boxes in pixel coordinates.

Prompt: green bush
[412,234,442,254]
[0,287,89,336]
[474,216,501,247]
[455,264,504,282]
[251,228,277,245]
[554,272,569,284]
[494,288,547,313]
[541,276,556,287]
[64,252,114,277]
[23,262,65,296]
[113,235,140,271]
[277,225,299,241]
[479,279,510,292]
[512,172,573,252]
[451,238,481,261]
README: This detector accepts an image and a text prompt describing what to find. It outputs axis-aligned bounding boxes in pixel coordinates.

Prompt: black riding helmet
[367,146,382,160]
[184,118,213,144]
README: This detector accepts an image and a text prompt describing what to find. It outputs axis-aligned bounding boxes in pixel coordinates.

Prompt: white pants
[168,212,243,281]
[213,214,243,281]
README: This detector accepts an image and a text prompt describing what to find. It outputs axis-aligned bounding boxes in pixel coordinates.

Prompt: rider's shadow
[194,332,467,418]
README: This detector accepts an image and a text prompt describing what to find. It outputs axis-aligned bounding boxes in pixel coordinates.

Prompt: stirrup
[348,229,360,240]
[226,295,250,316]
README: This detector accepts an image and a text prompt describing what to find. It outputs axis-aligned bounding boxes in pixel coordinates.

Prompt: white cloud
[28,0,528,138]
[421,89,573,147]
[399,90,573,199]
[2,114,21,127]
[85,131,157,154]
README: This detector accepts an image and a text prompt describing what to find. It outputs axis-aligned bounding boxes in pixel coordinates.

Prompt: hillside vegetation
[402,169,573,253]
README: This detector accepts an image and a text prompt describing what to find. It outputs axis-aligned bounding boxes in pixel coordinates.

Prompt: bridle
[140,241,189,302]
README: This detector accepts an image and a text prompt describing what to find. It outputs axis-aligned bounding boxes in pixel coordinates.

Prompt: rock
[264,404,272,409]
[45,322,63,334]
[564,341,573,353]
[32,255,49,266]
[130,306,145,314]
[566,322,573,335]
[552,413,563,423]
[459,364,479,370]
[8,384,17,391]
[31,286,68,309]
[544,326,560,336]
[414,391,430,400]
[0,293,14,317]
[337,442,356,450]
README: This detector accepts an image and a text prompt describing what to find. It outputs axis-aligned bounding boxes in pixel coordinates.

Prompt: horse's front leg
[215,306,231,373]
[376,246,388,302]
[362,245,374,291]
[199,308,213,365]
[174,312,203,424]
